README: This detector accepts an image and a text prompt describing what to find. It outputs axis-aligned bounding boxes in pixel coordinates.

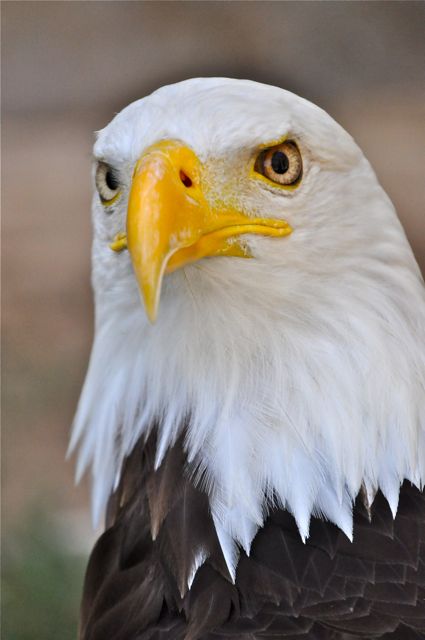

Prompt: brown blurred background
[2,2,425,638]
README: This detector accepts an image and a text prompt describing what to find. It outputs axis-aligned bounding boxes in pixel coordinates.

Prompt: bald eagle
[70,78,425,639]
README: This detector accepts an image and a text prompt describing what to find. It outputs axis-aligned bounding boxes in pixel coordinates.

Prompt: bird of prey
[70,78,425,639]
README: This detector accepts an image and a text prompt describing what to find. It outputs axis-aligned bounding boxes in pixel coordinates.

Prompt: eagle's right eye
[95,162,121,204]
[254,141,302,188]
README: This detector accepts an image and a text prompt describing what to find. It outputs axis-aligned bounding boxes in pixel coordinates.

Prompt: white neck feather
[71,196,425,578]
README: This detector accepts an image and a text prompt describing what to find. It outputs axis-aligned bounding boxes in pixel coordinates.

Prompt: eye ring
[95,161,121,204]
[255,141,302,187]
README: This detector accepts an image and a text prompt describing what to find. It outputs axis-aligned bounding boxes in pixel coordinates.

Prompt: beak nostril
[179,170,193,188]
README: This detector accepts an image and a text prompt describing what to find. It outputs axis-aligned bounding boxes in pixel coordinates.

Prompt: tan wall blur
[3,1,425,540]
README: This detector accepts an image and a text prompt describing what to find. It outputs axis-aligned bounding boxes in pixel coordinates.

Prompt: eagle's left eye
[95,161,121,204]
[255,141,302,186]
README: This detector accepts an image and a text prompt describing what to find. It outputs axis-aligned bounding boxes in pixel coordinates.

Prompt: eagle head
[71,78,425,572]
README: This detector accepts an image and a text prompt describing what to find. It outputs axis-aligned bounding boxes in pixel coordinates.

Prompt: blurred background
[2,2,425,638]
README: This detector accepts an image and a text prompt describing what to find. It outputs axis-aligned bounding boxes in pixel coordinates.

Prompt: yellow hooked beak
[111,140,292,322]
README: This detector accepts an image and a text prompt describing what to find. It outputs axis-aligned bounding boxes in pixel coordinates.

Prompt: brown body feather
[79,433,425,640]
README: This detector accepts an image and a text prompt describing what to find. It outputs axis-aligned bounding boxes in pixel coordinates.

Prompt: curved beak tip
[146,305,158,325]
[139,282,161,324]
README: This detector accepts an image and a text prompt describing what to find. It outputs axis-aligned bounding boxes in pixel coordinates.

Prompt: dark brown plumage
[79,433,425,640]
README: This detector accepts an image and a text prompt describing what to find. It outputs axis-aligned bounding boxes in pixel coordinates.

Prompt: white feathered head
[71,78,425,575]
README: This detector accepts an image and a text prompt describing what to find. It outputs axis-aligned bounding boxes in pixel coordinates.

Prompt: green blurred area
[2,508,85,640]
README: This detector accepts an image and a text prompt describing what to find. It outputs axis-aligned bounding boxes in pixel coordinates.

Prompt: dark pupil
[271,151,289,174]
[105,169,119,191]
